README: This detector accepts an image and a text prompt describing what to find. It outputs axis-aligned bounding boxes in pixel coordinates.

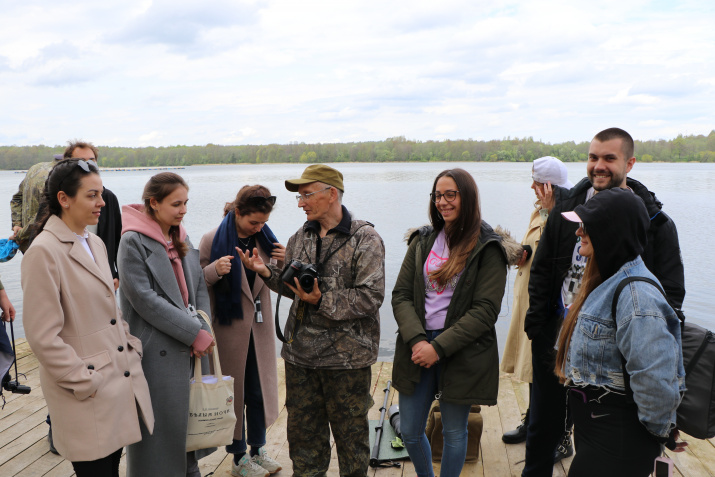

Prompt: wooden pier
[2,339,714,476]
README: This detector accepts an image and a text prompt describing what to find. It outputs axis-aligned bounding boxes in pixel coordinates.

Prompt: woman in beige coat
[199,185,284,477]
[21,159,153,477]
[500,157,572,447]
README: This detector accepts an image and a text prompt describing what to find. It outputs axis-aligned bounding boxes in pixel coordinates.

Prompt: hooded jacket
[524,177,685,341]
[562,189,685,438]
[391,222,521,405]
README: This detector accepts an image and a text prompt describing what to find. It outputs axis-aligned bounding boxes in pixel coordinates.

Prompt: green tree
[299,151,317,163]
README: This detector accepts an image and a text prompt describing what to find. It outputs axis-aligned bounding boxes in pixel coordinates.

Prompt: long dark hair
[142,172,189,259]
[223,184,274,217]
[428,168,482,286]
[31,159,100,238]
[555,257,603,381]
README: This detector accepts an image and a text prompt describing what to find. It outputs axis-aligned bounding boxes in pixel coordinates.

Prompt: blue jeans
[399,329,471,477]
[226,332,266,455]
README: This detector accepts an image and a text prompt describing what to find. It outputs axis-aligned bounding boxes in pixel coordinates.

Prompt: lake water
[1,162,712,361]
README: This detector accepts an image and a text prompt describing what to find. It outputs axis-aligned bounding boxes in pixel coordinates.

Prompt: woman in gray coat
[118,172,215,477]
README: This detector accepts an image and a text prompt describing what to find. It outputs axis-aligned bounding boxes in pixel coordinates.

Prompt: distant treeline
[2,132,715,170]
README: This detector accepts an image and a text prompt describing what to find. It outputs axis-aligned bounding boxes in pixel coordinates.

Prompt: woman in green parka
[392,168,519,477]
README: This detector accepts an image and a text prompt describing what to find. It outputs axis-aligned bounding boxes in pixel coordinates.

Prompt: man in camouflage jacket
[10,159,59,252]
[239,164,385,477]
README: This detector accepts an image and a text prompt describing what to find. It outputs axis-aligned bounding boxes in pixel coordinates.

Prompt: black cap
[562,188,649,280]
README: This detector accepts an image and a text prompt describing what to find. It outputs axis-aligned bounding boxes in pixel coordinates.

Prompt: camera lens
[299,275,314,292]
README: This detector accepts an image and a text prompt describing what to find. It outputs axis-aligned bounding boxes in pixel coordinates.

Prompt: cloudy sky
[1,0,713,147]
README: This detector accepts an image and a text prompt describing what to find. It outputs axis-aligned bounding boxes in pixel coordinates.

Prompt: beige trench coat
[500,207,546,383]
[21,215,154,462]
[199,228,280,439]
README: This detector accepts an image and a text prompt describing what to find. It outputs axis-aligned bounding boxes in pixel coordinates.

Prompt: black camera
[281,260,319,293]
[3,379,31,394]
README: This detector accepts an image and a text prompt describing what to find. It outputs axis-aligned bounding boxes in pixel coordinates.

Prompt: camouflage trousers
[285,362,373,477]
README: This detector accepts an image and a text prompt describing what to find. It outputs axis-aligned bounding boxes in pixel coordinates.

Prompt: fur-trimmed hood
[404,222,524,267]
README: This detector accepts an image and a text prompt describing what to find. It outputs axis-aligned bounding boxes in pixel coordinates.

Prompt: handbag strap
[193,310,224,384]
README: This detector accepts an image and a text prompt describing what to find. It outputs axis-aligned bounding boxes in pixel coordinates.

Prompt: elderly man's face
[297,182,332,222]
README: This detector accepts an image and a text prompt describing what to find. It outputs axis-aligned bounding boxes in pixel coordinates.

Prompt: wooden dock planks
[2,341,714,476]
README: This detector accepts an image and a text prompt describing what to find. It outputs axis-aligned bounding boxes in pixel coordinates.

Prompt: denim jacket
[564,257,686,437]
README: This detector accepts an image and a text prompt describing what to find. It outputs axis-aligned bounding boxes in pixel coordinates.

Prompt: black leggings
[71,448,122,477]
[568,388,660,477]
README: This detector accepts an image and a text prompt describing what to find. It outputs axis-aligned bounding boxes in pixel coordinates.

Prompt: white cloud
[0,0,713,147]
[139,131,162,144]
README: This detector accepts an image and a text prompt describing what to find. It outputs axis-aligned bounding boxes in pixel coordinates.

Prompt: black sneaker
[502,409,529,444]
[553,431,573,463]
[48,427,59,455]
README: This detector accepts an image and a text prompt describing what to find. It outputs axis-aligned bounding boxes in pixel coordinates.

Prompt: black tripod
[2,319,31,405]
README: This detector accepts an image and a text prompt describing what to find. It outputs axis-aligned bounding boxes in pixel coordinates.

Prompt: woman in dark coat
[392,168,516,477]
[118,172,215,477]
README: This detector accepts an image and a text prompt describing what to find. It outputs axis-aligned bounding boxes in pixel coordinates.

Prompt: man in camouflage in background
[9,155,62,252]
[238,164,385,477]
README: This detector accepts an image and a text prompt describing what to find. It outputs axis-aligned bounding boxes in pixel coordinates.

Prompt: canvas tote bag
[186,311,237,452]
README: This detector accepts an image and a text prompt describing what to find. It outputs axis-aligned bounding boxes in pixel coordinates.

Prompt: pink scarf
[121,204,189,307]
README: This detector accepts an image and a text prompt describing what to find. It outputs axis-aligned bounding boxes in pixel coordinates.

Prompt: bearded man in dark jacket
[521,128,685,476]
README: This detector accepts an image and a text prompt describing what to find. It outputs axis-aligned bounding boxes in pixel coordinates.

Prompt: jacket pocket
[138,324,155,348]
[575,316,616,380]
[81,350,112,371]
[579,316,615,340]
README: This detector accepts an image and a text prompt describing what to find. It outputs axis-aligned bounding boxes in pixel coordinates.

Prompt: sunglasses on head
[247,195,276,206]
[54,158,98,185]
[74,159,98,172]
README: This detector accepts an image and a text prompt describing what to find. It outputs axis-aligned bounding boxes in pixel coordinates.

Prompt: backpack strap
[610,276,684,402]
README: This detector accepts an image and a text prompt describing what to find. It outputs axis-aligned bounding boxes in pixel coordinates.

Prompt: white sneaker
[251,448,283,474]
[231,454,269,477]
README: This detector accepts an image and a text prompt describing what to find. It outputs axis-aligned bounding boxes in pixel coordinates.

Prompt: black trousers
[71,448,122,477]
[523,329,567,476]
[568,387,660,477]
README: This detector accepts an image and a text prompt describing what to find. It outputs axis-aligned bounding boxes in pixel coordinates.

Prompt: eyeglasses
[247,195,276,206]
[430,190,459,204]
[578,222,587,234]
[296,186,331,203]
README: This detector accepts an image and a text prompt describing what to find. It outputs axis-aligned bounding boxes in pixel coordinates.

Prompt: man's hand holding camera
[285,277,321,305]
[238,247,322,305]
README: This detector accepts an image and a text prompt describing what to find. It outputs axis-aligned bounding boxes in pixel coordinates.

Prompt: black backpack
[611,276,715,440]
